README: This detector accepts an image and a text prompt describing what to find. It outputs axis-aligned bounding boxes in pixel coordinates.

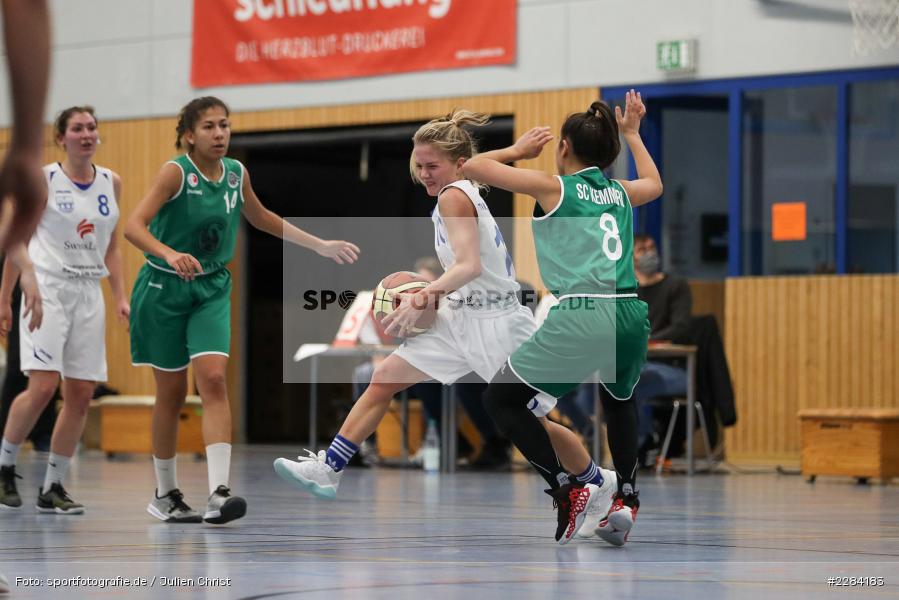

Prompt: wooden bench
[99,395,205,458]
[799,408,899,484]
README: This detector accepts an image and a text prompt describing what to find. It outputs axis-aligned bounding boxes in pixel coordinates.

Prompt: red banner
[191,0,517,87]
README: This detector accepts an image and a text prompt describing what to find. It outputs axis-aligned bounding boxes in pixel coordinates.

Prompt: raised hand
[512,126,555,160]
[615,89,647,136]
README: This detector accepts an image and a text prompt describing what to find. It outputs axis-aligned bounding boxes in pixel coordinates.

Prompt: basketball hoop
[849,0,899,54]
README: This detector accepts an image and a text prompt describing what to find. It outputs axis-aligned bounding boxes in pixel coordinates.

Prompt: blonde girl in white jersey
[274,112,616,517]
[0,107,129,514]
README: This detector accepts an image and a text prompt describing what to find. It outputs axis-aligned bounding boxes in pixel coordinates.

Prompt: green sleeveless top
[532,166,637,297]
[147,154,244,274]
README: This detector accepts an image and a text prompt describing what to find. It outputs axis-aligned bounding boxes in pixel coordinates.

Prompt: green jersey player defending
[125,97,359,525]
[463,91,662,546]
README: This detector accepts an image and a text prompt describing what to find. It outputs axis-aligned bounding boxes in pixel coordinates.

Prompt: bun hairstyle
[175,96,230,150]
[54,106,97,139]
[409,109,490,185]
[560,100,621,170]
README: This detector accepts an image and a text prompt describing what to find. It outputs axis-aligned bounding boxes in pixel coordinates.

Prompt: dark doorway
[232,119,514,443]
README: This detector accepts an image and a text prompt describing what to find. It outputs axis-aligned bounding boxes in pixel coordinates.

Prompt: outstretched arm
[461,127,561,214]
[614,90,663,207]
[240,166,359,265]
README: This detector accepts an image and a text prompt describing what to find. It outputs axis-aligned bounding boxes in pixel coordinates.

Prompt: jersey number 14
[223,190,239,214]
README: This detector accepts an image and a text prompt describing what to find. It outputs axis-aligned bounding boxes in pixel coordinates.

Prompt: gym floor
[2,445,897,599]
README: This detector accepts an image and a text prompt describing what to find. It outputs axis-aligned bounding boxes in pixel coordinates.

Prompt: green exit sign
[657,39,697,72]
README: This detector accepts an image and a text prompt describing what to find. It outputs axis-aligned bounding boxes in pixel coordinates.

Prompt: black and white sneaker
[203,485,246,524]
[147,489,202,523]
[36,483,84,515]
[0,465,22,509]
[546,481,599,545]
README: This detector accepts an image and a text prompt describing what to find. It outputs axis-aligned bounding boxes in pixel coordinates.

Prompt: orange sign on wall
[771,202,807,241]
[191,0,517,87]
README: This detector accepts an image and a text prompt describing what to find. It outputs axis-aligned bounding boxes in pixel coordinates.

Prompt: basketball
[371,271,438,337]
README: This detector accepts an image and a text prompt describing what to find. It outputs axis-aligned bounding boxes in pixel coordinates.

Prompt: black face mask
[636,251,660,276]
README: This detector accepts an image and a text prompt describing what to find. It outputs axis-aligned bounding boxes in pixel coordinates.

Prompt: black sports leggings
[483,363,640,493]
[597,385,639,492]
[483,364,567,489]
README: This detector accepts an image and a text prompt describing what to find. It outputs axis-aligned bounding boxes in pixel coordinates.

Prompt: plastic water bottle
[422,419,440,472]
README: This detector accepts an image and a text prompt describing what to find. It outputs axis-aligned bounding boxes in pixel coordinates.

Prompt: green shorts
[508,296,650,400]
[130,264,232,371]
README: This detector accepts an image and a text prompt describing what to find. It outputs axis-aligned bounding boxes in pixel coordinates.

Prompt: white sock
[43,453,71,493]
[153,456,178,497]
[0,439,20,467]
[206,443,231,495]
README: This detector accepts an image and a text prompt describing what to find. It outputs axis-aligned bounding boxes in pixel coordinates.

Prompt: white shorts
[20,272,107,381]
[394,303,556,417]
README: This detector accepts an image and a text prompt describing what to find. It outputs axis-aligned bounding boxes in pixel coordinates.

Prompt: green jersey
[147,155,244,274]
[532,166,637,296]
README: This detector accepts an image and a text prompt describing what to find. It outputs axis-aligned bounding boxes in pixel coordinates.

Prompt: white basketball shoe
[596,490,640,547]
[576,468,618,538]
[273,450,342,500]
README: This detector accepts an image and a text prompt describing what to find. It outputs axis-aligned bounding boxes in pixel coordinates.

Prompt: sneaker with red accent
[596,492,639,547]
[576,468,618,538]
[546,481,599,545]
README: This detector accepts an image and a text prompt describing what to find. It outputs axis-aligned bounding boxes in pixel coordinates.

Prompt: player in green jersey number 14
[125,97,359,525]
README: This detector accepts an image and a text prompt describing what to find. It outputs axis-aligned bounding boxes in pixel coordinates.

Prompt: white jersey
[432,179,519,309]
[29,163,119,279]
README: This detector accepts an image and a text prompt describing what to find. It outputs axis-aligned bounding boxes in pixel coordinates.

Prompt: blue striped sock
[325,435,358,472]
[575,461,604,487]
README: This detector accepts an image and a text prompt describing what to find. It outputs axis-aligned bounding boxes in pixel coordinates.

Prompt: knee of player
[63,395,92,416]
[63,384,94,409]
[26,381,59,405]
[369,363,406,392]
[196,370,227,391]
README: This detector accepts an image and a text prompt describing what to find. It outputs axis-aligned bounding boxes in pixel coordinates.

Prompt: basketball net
[849,0,899,54]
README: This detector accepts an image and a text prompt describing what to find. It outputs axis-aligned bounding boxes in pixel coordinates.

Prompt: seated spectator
[632,233,691,466]
[546,234,734,468]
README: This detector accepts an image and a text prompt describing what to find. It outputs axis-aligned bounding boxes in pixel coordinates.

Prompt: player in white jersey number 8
[0,106,129,515]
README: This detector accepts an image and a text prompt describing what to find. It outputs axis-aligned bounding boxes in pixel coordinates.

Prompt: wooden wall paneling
[725,275,899,464]
[796,276,809,428]
[688,280,726,335]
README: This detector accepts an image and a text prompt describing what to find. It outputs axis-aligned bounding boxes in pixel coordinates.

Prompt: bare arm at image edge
[0,0,51,249]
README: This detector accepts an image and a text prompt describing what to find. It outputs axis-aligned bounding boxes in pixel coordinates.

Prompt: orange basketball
[371,271,438,337]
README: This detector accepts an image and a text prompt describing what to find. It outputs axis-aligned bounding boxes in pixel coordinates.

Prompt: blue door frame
[602,66,899,276]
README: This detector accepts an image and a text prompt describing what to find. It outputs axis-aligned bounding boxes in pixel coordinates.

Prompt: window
[848,79,899,273]
[743,86,838,275]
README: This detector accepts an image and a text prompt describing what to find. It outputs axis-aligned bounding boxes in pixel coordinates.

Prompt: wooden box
[99,395,205,456]
[799,409,899,483]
